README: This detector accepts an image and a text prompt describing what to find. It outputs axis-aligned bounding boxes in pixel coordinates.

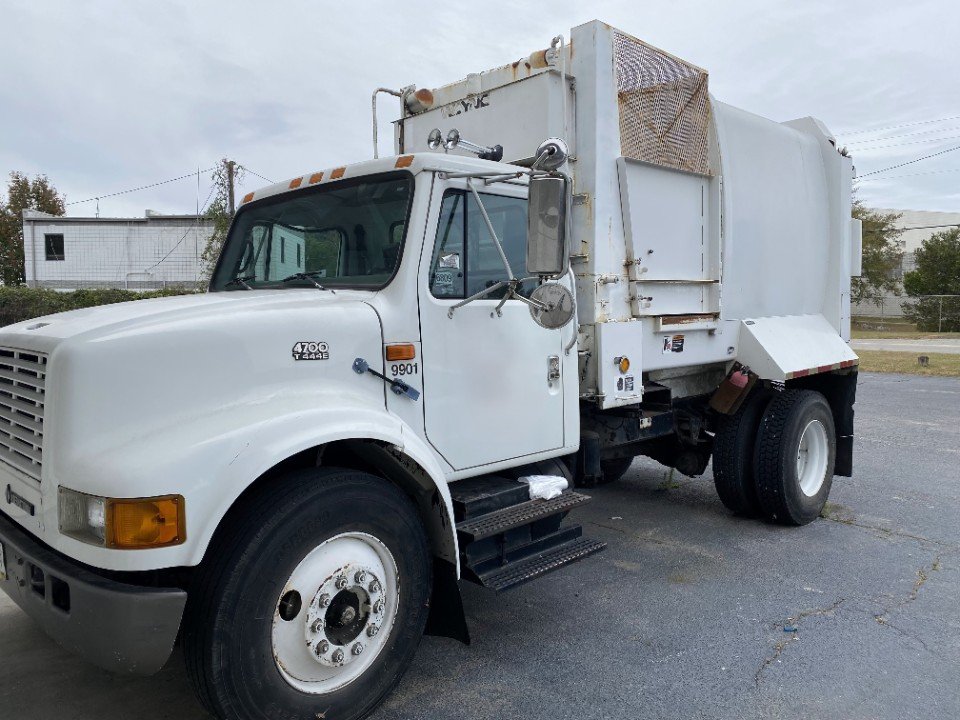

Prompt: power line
[837,114,960,137]
[145,183,217,271]
[857,144,960,178]
[67,167,217,206]
[240,165,274,184]
[850,133,960,152]
[846,125,960,146]
[857,167,960,183]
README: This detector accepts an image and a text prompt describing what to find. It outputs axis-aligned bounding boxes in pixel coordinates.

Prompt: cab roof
[239,153,527,207]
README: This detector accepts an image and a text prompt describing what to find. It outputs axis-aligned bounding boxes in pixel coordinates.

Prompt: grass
[851,328,960,340]
[855,350,960,376]
[851,316,960,339]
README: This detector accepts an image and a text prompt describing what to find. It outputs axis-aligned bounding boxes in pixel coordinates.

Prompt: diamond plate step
[477,537,607,593]
[456,491,590,542]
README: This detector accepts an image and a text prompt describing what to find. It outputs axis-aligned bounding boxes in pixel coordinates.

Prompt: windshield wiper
[225,274,255,290]
[280,271,335,293]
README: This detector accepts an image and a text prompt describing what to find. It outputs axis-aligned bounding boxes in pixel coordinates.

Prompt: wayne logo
[292,341,330,361]
[441,93,490,117]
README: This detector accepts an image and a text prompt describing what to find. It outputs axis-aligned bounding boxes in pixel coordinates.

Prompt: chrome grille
[0,347,46,484]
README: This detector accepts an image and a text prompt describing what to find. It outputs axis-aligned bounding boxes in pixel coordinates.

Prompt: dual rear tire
[713,388,836,525]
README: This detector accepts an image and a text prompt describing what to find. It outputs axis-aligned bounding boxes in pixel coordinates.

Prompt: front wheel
[754,390,836,525]
[182,468,431,720]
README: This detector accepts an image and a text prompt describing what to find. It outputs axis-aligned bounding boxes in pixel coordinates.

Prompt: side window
[430,193,466,297]
[429,190,530,299]
[305,228,346,278]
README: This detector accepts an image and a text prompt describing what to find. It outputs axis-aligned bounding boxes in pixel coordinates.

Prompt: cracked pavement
[1,372,958,719]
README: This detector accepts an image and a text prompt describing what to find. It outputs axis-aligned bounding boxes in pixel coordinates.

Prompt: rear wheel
[712,389,772,517]
[754,390,836,525]
[182,467,431,720]
[600,457,634,484]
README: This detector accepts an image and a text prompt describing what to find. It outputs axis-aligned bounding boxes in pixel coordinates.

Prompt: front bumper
[0,510,187,675]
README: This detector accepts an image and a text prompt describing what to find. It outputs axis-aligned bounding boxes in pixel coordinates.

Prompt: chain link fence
[853,295,960,332]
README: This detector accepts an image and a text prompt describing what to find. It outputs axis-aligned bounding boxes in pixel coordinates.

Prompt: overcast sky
[3,0,959,218]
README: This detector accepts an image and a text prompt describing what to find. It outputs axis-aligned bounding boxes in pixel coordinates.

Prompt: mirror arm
[447,277,549,319]
[508,289,548,313]
[467,180,515,280]
[447,281,511,318]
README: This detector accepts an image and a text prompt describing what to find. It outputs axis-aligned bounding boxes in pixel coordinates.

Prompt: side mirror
[526,176,568,278]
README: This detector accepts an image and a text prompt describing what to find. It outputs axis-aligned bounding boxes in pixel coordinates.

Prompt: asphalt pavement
[1,372,958,720]
[851,338,960,354]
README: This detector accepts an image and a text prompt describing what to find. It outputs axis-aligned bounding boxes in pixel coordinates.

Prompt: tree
[0,172,67,285]
[901,227,960,331]
[851,200,904,308]
[200,159,244,280]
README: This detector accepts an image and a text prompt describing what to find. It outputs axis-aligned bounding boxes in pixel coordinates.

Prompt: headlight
[58,487,186,549]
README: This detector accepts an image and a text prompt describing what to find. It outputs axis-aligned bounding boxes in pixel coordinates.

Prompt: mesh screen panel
[613,31,711,176]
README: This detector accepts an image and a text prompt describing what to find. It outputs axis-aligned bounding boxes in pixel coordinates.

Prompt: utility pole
[226,160,236,217]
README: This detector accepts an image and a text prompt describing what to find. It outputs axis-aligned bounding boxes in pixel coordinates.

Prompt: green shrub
[0,286,198,327]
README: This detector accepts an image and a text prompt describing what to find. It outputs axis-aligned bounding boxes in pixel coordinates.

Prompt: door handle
[547,355,561,382]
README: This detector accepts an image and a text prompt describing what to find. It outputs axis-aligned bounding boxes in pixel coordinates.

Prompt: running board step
[456,491,591,542]
[477,538,607,593]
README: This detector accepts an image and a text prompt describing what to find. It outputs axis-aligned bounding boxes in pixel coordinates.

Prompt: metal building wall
[22,211,214,290]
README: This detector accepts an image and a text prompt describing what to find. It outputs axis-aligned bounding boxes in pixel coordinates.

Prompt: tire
[182,468,431,720]
[755,390,836,525]
[712,389,772,517]
[599,457,633,484]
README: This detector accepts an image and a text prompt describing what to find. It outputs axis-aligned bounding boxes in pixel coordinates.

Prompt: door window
[428,189,532,299]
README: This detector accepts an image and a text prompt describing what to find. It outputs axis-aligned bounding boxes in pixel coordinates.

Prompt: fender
[47,393,459,573]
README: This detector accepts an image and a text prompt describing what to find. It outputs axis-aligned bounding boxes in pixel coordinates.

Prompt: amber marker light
[385,344,416,361]
[617,356,631,374]
[59,489,187,549]
[107,495,186,549]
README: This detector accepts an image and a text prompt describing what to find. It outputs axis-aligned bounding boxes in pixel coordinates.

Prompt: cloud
[2,0,957,215]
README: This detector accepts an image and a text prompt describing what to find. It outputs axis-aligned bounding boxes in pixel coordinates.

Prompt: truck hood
[0,289,388,494]
[0,289,371,351]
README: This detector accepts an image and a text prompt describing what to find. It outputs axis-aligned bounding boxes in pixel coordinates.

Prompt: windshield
[210,172,413,291]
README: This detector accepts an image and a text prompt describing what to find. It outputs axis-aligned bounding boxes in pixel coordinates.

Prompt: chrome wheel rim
[272,532,399,694]
[797,419,829,497]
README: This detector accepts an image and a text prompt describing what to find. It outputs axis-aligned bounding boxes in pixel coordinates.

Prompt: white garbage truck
[0,20,861,720]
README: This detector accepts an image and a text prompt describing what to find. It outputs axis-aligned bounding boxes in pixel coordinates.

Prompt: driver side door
[417,181,565,471]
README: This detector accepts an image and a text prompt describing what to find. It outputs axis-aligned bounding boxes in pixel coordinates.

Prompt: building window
[297,244,301,268]
[44,234,65,261]
[281,237,286,263]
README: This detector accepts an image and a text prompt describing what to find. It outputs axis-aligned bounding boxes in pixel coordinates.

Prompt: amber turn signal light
[107,495,186,549]
[616,356,631,374]
[385,344,416,361]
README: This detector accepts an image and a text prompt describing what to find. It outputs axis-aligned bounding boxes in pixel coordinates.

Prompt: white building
[852,207,960,317]
[21,209,215,290]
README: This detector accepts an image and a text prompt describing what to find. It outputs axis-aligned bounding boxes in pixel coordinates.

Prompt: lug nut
[311,618,324,633]
[331,649,344,663]
[352,643,364,656]
[368,580,381,594]
[335,576,347,590]
[373,599,384,613]
[367,625,379,638]
[318,593,331,608]
[315,640,329,656]
[354,570,366,584]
